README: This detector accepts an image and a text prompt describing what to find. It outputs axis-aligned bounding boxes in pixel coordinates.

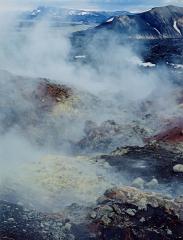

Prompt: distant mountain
[71,6,183,69]
[77,5,183,39]
[99,5,183,39]
[22,6,129,25]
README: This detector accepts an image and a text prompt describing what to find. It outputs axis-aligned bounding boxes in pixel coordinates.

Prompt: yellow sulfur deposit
[27,154,115,205]
[52,96,80,117]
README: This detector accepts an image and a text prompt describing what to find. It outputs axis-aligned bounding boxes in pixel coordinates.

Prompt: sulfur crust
[25,155,113,204]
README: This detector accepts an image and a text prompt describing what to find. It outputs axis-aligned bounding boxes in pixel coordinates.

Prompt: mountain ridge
[95,5,183,39]
[22,6,130,25]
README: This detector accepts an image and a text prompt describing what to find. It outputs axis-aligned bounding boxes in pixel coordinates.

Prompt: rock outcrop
[1,187,183,240]
[77,120,149,153]
[90,187,183,240]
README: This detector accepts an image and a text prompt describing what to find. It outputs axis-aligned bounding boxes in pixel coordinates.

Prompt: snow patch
[173,20,181,35]
[31,9,41,16]
[69,10,90,16]
[80,11,90,16]
[154,28,161,35]
[169,63,183,69]
[106,17,114,23]
[74,55,86,59]
[68,10,77,15]
[140,62,156,67]
[129,57,156,68]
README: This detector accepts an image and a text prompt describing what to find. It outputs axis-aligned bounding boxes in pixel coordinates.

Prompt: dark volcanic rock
[0,200,98,240]
[0,201,75,240]
[90,187,183,240]
[2,188,183,240]
[142,39,183,64]
[100,143,183,190]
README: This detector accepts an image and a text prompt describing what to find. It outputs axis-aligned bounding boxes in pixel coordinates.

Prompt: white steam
[0,8,181,209]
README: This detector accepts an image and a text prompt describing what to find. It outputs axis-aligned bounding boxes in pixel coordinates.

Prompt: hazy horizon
[0,0,183,13]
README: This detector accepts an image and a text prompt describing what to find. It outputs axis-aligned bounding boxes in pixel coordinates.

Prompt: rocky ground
[1,187,183,240]
[0,200,75,240]
[1,68,183,239]
[90,187,183,240]
[2,5,183,239]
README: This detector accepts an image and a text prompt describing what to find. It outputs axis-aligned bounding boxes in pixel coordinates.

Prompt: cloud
[92,0,183,11]
[0,0,181,209]
[0,0,99,12]
[0,0,183,12]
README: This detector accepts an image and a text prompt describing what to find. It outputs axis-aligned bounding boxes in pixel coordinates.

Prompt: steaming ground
[0,134,124,211]
[0,11,183,214]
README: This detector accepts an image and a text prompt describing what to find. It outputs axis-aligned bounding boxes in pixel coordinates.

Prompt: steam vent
[0,3,183,240]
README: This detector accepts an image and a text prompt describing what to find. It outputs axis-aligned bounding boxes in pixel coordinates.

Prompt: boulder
[173,164,183,173]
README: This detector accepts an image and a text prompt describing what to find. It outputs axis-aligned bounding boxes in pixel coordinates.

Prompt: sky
[0,0,183,12]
